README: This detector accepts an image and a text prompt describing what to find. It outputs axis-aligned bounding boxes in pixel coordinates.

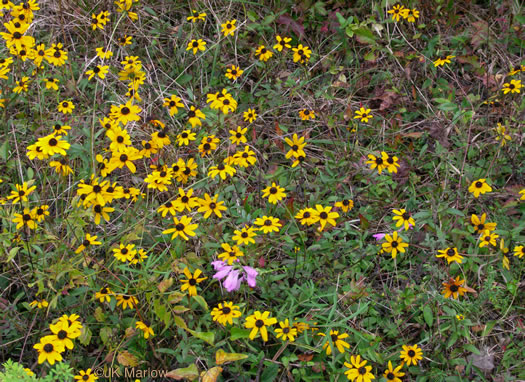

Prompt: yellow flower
[299,109,315,120]
[180,267,207,296]
[86,65,109,80]
[273,35,291,52]
[383,361,404,382]
[95,46,113,59]
[262,182,286,204]
[502,79,522,94]
[433,55,455,67]
[57,100,74,114]
[354,107,373,123]
[255,45,273,62]
[187,9,206,22]
[211,301,242,325]
[187,39,206,54]
[232,226,257,245]
[243,108,257,123]
[405,8,419,23]
[33,335,65,365]
[344,355,375,382]
[292,44,311,63]
[162,215,198,240]
[392,208,415,230]
[436,247,464,264]
[400,344,423,366]
[319,330,350,355]
[313,205,339,231]
[388,4,409,22]
[244,311,277,341]
[468,178,492,198]
[382,231,409,258]
[274,319,297,342]
[225,65,243,81]
[221,19,237,37]
[136,321,154,339]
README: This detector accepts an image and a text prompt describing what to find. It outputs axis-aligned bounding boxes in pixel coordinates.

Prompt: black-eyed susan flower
[388,4,409,22]
[479,230,498,248]
[299,109,315,120]
[313,205,339,231]
[187,105,205,127]
[405,8,419,22]
[354,107,373,123]
[31,205,49,222]
[221,19,237,36]
[335,199,354,213]
[436,247,463,264]
[92,204,114,224]
[229,126,247,144]
[366,152,388,174]
[232,225,257,246]
[262,182,286,204]
[45,43,68,66]
[74,369,97,382]
[442,277,467,299]
[495,123,511,146]
[95,46,113,59]
[187,39,206,54]
[116,294,138,310]
[113,243,137,262]
[383,361,404,382]
[29,299,48,309]
[225,65,243,80]
[468,178,492,198]
[392,209,415,230]
[33,335,65,365]
[243,108,257,123]
[176,130,196,146]
[400,344,423,366]
[254,216,282,234]
[51,122,71,136]
[208,162,236,180]
[106,126,131,152]
[274,319,297,342]
[50,320,81,350]
[157,200,176,217]
[513,245,524,258]
[284,133,306,159]
[382,231,408,258]
[13,76,30,93]
[140,140,158,157]
[187,9,206,22]
[7,182,36,203]
[319,330,350,355]
[344,355,375,382]
[385,154,400,173]
[197,193,227,218]
[95,286,113,303]
[108,146,141,173]
[292,44,311,63]
[218,243,244,265]
[37,133,70,156]
[136,321,154,339]
[291,155,306,168]
[433,55,455,67]
[57,100,74,114]
[273,35,292,52]
[233,146,257,167]
[162,216,198,240]
[295,207,319,226]
[109,100,141,125]
[13,208,37,230]
[211,301,242,325]
[118,35,132,46]
[199,135,220,156]
[43,77,59,90]
[255,45,273,62]
[180,267,207,296]
[470,213,496,233]
[174,187,199,212]
[502,79,522,94]
[86,64,109,80]
[245,311,277,342]
[91,10,110,30]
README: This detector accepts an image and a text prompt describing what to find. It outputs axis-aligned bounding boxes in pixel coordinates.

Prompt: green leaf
[353,27,377,45]
[463,343,481,355]
[423,305,434,327]
[191,295,209,311]
[165,364,199,381]
[230,327,251,341]
[188,330,215,345]
[78,326,92,346]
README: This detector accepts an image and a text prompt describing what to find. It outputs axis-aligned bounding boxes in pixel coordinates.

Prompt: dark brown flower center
[391,241,399,248]
[222,307,231,314]
[408,350,416,357]
[188,278,196,285]
[119,154,128,162]
[43,343,54,353]
[121,107,130,115]
[176,223,185,231]
[255,319,264,328]
[320,212,328,219]
[447,248,455,256]
[49,138,58,146]
[57,330,67,339]
[241,232,248,238]
[475,181,482,188]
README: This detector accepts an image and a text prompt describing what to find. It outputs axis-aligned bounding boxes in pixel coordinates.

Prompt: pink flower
[373,233,386,241]
[243,266,258,287]
[223,269,242,292]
